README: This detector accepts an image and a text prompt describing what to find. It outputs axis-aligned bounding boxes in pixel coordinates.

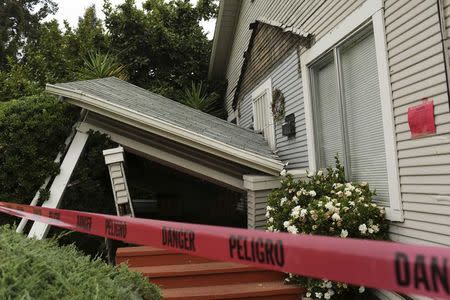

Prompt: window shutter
[314,57,344,168]
[252,88,275,149]
[341,33,389,205]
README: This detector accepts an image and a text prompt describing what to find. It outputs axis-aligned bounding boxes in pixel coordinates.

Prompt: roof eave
[208,0,241,80]
[46,83,283,175]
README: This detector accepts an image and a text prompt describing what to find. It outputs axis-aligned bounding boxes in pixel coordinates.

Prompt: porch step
[116,246,211,267]
[117,246,302,299]
[162,281,302,300]
[131,262,284,288]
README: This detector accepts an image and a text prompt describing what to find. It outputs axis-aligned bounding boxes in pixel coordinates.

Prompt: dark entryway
[125,152,247,228]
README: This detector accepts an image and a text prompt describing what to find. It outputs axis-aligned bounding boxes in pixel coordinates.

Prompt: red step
[117,246,302,299]
[130,261,285,288]
[116,246,211,267]
[162,281,302,300]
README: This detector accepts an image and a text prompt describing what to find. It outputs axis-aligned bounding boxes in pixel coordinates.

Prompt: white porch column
[103,147,135,217]
[244,170,307,229]
[243,174,281,229]
[28,130,89,239]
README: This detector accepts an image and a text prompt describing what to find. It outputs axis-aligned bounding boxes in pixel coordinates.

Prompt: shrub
[266,158,389,300]
[0,225,161,299]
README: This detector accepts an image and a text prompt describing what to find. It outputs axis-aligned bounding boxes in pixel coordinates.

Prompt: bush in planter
[266,158,389,300]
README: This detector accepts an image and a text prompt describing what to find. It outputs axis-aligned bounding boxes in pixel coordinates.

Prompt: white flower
[368,228,374,234]
[344,190,352,197]
[359,224,367,234]
[355,188,362,194]
[287,225,298,234]
[317,170,323,176]
[325,202,334,210]
[336,191,343,197]
[306,292,311,298]
[280,197,288,206]
[312,225,317,230]
[340,229,348,238]
[292,195,299,203]
[349,201,355,206]
[372,224,380,233]
[360,182,367,186]
[331,213,341,221]
[359,286,365,293]
[324,292,331,300]
[266,225,274,232]
[307,170,315,177]
[291,206,301,218]
[317,201,323,207]
[266,205,273,211]
[283,221,291,228]
[309,190,317,197]
[328,289,335,296]
[315,292,323,299]
[280,169,287,176]
[300,209,308,218]
[371,203,377,207]
[325,281,332,288]
[268,217,274,223]
[265,211,270,218]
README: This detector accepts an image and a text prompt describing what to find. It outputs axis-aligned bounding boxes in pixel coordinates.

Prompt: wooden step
[116,246,211,267]
[162,281,302,300]
[131,262,285,288]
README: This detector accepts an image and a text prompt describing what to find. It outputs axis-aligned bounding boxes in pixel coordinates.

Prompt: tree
[0,0,57,70]
[104,0,218,99]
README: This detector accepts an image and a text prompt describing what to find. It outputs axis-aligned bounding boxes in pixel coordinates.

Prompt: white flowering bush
[266,158,389,299]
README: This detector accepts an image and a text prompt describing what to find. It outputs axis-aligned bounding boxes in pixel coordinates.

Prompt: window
[300,0,403,221]
[252,79,275,149]
[311,27,389,205]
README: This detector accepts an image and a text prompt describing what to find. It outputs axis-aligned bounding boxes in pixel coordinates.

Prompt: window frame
[251,78,276,150]
[300,0,403,221]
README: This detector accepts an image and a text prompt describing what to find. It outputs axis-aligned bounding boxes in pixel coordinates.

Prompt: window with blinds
[252,80,275,150]
[311,26,389,206]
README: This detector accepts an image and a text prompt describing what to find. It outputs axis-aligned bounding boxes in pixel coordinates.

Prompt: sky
[45,0,217,40]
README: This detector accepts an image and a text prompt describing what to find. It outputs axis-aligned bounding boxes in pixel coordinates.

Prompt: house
[18,0,449,297]
[208,0,450,299]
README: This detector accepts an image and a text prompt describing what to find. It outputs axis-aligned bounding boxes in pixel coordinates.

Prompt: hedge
[0,94,77,207]
[0,225,161,299]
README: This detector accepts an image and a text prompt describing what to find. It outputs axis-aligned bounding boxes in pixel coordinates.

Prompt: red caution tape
[1,201,450,299]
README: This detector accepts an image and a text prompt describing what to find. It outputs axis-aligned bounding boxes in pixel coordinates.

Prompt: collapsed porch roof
[46,77,283,176]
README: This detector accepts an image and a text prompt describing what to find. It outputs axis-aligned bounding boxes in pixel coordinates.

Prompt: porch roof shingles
[51,77,279,162]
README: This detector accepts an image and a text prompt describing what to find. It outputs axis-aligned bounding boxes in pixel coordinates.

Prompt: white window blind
[252,81,275,150]
[311,28,389,205]
[314,56,344,168]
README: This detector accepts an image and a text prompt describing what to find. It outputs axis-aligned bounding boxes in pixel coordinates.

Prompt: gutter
[46,84,284,175]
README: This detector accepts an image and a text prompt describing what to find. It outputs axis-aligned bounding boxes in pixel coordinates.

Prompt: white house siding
[384,0,450,252]
[224,0,365,116]
[239,50,309,169]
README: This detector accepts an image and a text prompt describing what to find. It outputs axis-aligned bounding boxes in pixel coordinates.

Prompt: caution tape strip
[1,201,449,299]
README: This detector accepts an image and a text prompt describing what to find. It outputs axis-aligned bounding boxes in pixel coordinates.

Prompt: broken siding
[385,0,450,247]
[239,50,308,169]
[224,0,364,116]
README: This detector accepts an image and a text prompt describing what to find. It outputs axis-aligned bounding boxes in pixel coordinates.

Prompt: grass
[0,225,161,300]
